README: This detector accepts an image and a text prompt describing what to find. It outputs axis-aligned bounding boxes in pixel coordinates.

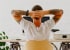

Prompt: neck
[33,19,41,27]
[34,21,41,27]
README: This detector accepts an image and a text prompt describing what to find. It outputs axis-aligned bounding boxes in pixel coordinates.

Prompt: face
[31,10,44,27]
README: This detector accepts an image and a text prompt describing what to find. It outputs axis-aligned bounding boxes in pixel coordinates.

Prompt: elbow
[59,9,64,15]
[11,10,15,14]
[56,9,64,16]
[60,9,63,14]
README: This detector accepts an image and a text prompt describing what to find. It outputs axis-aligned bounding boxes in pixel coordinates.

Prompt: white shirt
[20,18,55,41]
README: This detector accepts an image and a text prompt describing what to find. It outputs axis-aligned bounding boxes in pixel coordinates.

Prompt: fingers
[30,11,44,18]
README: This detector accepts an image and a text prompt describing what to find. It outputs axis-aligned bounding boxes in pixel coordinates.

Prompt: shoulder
[44,19,55,25]
[19,18,32,24]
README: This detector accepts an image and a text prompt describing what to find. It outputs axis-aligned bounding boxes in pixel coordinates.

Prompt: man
[12,5,63,50]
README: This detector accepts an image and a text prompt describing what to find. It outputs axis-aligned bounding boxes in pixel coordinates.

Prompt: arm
[44,9,63,24]
[11,10,26,23]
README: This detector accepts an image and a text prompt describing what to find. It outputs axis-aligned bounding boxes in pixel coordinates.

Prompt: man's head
[32,5,43,11]
[31,5,44,27]
[31,5,43,20]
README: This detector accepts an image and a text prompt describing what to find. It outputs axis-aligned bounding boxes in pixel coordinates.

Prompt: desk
[0,39,25,42]
[0,39,70,50]
[50,39,70,42]
[0,39,70,42]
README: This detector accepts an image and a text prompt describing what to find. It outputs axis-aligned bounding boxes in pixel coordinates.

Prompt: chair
[10,42,21,50]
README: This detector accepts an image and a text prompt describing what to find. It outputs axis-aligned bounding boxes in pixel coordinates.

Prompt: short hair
[32,5,43,11]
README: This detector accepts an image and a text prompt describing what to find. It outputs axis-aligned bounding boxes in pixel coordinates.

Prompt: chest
[27,23,50,33]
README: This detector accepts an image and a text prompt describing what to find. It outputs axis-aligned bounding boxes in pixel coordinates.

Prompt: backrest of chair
[23,17,33,22]
[23,16,50,23]
[41,17,50,23]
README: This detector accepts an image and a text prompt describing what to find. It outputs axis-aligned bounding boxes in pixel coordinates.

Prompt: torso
[20,18,55,41]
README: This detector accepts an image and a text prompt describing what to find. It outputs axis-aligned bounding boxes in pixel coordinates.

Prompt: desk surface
[0,39,70,42]
[51,39,70,42]
[0,39,25,42]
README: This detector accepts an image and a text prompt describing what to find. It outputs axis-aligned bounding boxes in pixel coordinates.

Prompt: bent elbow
[56,9,64,16]
[59,9,64,15]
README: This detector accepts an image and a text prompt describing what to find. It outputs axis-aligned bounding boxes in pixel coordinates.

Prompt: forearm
[11,10,27,22]
[11,10,26,15]
[44,9,63,15]
[50,9,63,23]
[44,9,63,23]
[11,10,32,22]
[49,9,63,15]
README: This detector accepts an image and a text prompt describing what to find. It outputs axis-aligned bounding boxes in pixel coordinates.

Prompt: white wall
[0,0,70,39]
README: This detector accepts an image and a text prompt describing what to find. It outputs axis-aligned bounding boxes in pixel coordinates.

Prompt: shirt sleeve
[19,18,30,29]
[44,19,55,29]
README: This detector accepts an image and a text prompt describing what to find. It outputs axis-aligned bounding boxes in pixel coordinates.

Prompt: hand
[30,10,44,18]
